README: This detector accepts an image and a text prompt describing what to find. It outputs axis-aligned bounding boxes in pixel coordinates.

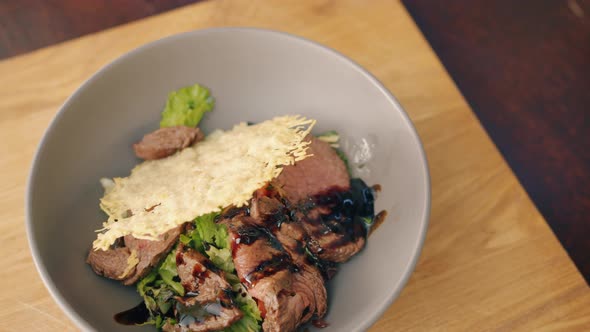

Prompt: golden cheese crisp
[93,115,315,250]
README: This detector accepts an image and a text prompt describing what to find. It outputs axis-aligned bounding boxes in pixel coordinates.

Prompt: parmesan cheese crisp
[94,115,315,250]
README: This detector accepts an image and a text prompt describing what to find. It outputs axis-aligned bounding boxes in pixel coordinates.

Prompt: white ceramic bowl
[26,28,430,332]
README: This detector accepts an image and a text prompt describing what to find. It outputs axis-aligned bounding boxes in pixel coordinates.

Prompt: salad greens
[160,83,214,128]
[137,212,262,331]
[136,250,182,328]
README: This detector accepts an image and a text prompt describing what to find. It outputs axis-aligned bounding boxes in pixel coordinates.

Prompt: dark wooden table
[2,0,589,284]
[403,0,590,283]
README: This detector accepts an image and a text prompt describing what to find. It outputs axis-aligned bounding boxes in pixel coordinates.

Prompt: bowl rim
[25,27,431,332]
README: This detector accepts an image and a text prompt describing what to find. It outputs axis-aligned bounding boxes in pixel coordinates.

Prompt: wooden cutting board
[1,0,588,331]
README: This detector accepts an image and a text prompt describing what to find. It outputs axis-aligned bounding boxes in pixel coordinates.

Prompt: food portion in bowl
[86,84,385,332]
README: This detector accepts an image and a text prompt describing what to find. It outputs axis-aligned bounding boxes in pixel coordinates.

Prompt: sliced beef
[274,136,349,203]
[270,136,367,263]
[248,270,304,332]
[273,222,308,266]
[122,225,184,285]
[252,182,365,264]
[86,246,134,280]
[290,265,327,321]
[249,190,308,266]
[163,246,242,332]
[245,261,326,332]
[223,214,327,332]
[298,208,366,264]
[86,225,183,285]
[176,246,232,304]
[225,217,292,288]
[133,126,204,160]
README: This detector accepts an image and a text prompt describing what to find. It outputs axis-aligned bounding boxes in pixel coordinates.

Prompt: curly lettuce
[160,83,214,128]
[136,248,184,328]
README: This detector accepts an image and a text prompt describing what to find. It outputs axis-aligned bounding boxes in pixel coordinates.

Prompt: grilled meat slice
[274,136,349,203]
[86,225,183,285]
[86,246,134,280]
[176,246,233,303]
[133,126,204,160]
[223,214,326,332]
[298,207,366,263]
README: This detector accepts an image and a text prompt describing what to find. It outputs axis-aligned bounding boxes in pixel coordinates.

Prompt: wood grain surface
[403,0,590,283]
[0,0,199,58]
[1,1,589,331]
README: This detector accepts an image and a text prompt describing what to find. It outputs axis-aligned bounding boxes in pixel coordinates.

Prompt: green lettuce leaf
[136,247,184,318]
[192,212,229,250]
[206,246,235,273]
[189,212,235,274]
[160,83,214,128]
[158,250,185,296]
[137,271,158,313]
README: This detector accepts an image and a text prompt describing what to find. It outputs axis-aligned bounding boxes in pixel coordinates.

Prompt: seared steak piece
[163,246,242,332]
[86,225,183,285]
[253,184,365,265]
[249,189,309,266]
[298,207,366,264]
[274,136,349,203]
[250,189,329,320]
[86,246,134,280]
[176,246,232,304]
[227,218,292,288]
[290,265,327,322]
[122,225,184,285]
[223,214,327,332]
[271,135,367,264]
[133,126,204,160]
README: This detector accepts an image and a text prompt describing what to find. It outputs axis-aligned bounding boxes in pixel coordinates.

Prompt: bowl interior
[27,28,429,332]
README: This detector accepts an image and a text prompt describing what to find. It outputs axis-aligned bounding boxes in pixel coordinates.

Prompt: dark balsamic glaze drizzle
[114,302,151,325]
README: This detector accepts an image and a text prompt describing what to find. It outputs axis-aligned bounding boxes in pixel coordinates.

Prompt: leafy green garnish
[207,246,235,273]
[160,83,214,128]
[184,212,236,274]
[136,247,184,324]
[158,250,185,296]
